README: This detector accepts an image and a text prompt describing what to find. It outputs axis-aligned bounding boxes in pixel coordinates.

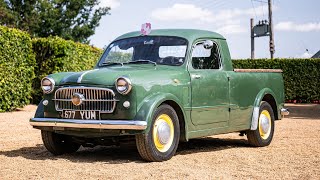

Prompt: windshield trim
[97,35,189,67]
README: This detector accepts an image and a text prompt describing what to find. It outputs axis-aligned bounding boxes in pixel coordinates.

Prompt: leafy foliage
[32,36,103,102]
[0,26,35,112]
[233,59,320,102]
[0,0,110,43]
[105,52,133,63]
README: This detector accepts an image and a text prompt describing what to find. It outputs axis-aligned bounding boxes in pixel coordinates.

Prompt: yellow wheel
[136,104,180,162]
[152,114,174,152]
[258,110,272,140]
[247,101,275,147]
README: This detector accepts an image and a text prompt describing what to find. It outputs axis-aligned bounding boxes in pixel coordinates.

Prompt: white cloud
[275,21,320,32]
[216,24,246,35]
[213,5,269,22]
[151,4,214,22]
[151,4,272,35]
[298,51,312,58]
[151,4,269,23]
[99,0,120,9]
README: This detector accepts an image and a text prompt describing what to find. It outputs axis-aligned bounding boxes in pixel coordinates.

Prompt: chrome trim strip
[55,86,116,93]
[77,69,98,83]
[52,99,119,102]
[30,118,147,130]
[250,107,260,130]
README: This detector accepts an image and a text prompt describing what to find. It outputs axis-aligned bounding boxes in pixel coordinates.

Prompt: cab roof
[114,29,226,42]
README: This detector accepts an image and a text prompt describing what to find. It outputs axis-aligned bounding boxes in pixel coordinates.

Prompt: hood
[57,64,177,86]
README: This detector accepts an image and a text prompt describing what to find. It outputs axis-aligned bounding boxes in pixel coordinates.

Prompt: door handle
[192,74,201,79]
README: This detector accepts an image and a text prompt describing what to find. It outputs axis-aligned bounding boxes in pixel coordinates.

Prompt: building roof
[311,50,320,58]
[114,29,226,42]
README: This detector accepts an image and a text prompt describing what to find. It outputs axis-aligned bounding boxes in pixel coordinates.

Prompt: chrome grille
[54,87,117,113]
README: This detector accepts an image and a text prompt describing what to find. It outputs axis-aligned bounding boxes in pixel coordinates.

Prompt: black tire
[247,101,275,147]
[136,104,180,162]
[41,130,81,155]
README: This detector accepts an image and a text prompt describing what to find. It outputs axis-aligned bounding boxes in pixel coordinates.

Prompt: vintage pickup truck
[30,28,289,162]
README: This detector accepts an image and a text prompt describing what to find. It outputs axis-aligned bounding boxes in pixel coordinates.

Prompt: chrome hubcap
[260,114,270,134]
[157,121,171,145]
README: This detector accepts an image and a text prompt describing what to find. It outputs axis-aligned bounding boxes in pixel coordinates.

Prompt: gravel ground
[0,104,319,179]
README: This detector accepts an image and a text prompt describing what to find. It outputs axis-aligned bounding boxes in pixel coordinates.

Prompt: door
[189,40,229,126]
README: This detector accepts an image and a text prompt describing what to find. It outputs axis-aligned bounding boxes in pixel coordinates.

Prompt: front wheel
[136,104,180,162]
[41,130,81,155]
[246,101,275,147]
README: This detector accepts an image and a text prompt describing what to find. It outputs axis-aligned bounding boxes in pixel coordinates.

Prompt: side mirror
[203,40,214,49]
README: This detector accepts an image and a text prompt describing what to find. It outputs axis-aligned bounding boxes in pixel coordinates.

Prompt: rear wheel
[136,104,180,162]
[247,101,275,147]
[41,130,80,155]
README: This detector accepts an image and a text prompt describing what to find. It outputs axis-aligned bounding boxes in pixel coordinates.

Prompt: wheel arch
[251,88,279,130]
[135,93,187,141]
[160,100,187,142]
[262,94,279,120]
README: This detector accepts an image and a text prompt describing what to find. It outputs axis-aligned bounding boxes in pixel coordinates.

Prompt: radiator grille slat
[54,87,117,113]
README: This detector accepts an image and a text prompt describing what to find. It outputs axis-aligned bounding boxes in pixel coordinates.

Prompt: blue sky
[90,0,320,59]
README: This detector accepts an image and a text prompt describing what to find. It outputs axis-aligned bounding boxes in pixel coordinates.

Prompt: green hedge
[0,26,35,112]
[1,25,319,111]
[32,36,103,103]
[233,59,320,102]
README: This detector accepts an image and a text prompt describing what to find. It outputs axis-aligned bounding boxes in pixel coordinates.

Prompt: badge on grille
[72,93,85,106]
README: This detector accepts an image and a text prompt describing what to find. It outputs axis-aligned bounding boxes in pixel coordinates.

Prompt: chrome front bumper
[30,118,147,130]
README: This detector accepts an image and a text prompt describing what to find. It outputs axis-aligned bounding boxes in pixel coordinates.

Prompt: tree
[0,0,110,43]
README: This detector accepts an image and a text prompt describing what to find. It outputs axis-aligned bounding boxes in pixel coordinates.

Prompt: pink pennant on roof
[141,23,152,35]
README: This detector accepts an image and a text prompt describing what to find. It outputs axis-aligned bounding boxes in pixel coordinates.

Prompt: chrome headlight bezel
[41,77,55,94]
[115,77,132,95]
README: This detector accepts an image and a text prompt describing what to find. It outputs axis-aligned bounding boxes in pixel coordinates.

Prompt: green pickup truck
[30,29,289,162]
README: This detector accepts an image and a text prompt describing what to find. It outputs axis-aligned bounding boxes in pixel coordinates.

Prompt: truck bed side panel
[227,71,285,130]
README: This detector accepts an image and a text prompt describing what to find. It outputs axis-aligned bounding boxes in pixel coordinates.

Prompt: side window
[191,41,220,69]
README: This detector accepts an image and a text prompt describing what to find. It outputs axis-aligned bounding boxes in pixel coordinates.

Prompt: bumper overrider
[30,118,147,130]
[280,108,290,116]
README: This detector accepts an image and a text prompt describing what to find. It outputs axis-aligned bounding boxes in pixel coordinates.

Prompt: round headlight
[115,77,132,95]
[41,77,55,94]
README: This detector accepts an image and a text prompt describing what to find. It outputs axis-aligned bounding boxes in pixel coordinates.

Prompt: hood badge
[72,93,85,106]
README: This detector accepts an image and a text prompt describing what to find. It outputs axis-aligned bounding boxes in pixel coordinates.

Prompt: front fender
[34,100,45,118]
[135,93,186,132]
[250,88,277,130]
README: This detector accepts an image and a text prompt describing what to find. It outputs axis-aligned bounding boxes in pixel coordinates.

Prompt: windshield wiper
[128,60,157,66]
[101,62,124,66]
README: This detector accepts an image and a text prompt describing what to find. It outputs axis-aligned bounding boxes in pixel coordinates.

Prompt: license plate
[62,110,100,120]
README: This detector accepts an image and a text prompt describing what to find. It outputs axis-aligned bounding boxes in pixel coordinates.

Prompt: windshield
[98,36,188,66]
